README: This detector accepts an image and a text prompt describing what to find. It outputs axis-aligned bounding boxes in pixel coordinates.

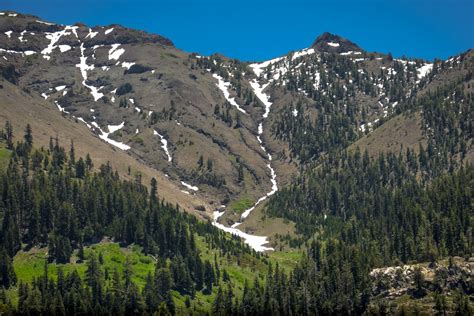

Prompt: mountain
[0,11,472,314]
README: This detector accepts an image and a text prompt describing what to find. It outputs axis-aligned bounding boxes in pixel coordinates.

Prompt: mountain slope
[0,11,472,251]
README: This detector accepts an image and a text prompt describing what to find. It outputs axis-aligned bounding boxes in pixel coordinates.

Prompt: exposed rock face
[369,258,473,299]
[311,32,362,53]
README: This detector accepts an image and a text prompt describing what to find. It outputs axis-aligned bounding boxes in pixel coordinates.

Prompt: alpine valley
[0,11,472,315]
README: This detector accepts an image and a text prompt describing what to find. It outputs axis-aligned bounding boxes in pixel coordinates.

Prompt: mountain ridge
[0,10,472,251]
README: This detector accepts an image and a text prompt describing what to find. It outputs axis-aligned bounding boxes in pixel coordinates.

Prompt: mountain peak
[311,32,362,53]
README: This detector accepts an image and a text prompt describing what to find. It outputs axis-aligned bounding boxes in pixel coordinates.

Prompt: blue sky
[2,0,473,61]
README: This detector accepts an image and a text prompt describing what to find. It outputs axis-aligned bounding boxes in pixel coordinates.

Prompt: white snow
[181,181,198,191]
[93,121,130,150]
[105,28,114,35]
[8,13,17,17]
[108,122,124,133]
[58,45,71,53]
[212,211,273,252]
[41,92,48,99]
[327,42,340,47]
[108,44,124,60]
[77,117,92,129]
[212,73,247,114]
[153,130,172,162]
[417,63,433,80]
[340,51,362,56]
[76,43,104,101]
[121,61,135,69]
[4,31,12,38]
[41,26,78,59]
[85,28,98,39]
[55,85,66,91]
[249,56,284,77]
[1,48,38,56]
[18,30,26,42]
[292,108,298,117]
[238,67,278,221]
[54,101,68,113]
[249,80,271,118]
[36,20,55,25]
[291,48,315,60]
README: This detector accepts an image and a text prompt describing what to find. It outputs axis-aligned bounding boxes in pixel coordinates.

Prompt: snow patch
[36,20,54,25]
[58,45,71,53]
[121,61,135,69]
[104,27,114,35]
[77,117,92,129]
[4,31,12,38]
[41,26,78,59]
[54,101,68,113]
[249,56,284,77]
[292,48,315,60]
[85,28,98,39]
[212,73,247,114]
[249,80,271,118]
[417,63,433,80]
[108,44,124,60]
[0,48,36,56]
[212,211,273,252]
[18,30,27,42]
[153,130,172,162]
[181,181,198,191]
[340,51,362,56]
[327,42,340,47]
[75,43,104,101]
[94,121,130,150]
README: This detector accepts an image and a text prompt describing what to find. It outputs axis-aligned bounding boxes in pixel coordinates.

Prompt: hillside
[0,10,472,315]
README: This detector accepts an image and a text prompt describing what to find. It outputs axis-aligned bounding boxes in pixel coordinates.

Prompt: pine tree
[155,267,174,314]
[85,252,103,303]
[0,248,16,288]
[24,124,33,151]
[4,121,13,150]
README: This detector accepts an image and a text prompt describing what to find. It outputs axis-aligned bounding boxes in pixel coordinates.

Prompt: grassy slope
[349,111,426,158]
[7,235,304,314]
[0,79,213,220]
[0,145,11,172]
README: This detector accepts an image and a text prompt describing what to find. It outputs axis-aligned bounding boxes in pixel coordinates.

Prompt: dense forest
[0,113,472,315]
[0,122,265,314]
[0,61,472,314]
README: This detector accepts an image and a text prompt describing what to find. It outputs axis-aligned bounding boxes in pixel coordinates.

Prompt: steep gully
[5,17,278,251]
[211,62,278,252]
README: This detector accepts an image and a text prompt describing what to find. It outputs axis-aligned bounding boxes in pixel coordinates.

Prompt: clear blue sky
[2,0,473,61]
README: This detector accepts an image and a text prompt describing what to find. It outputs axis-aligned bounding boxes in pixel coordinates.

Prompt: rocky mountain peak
[311,32,362,53]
